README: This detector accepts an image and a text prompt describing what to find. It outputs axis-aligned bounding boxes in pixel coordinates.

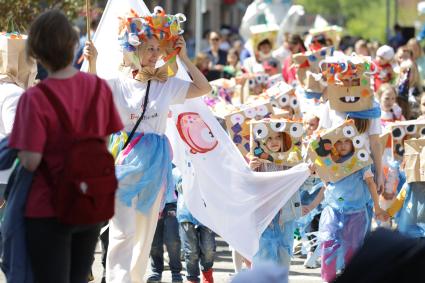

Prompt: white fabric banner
[87,0,311,260]
[167,98,310,260]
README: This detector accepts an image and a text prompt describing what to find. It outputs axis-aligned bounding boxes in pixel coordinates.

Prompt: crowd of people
[1,2,425,283]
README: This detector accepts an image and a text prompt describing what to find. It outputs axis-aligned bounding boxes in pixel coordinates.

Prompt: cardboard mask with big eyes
[250,118,304,166]
[248,72,270,93]
[389,120,425,161]
[225,102,273,157]
[292,46,334,99]
[204,79,238,118]
[264,81,300,116]
[307,119,372,183]
[321,55,375,112]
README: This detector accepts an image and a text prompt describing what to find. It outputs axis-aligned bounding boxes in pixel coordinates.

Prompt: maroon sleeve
[101,80,123,135]
[9,89,47,153]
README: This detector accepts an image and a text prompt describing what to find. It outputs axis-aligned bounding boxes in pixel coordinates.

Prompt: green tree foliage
[295,0,387,42]
[0,0,86,33]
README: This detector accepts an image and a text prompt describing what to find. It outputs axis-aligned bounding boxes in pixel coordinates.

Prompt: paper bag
[0,33,37,89]
[307,119,372,183]
[225,101,273,157]
[404,138,425,183]
[250,118,303,167]
[390,120,425,161]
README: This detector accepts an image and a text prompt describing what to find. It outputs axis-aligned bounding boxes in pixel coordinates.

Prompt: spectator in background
[406,38,425,85]
[372,45,395,92]
[354,39,370,56]
[233,39,251,65]
[219,27,232,51]
[389,24,405,51]
[74,18,99,70]
[194,52,215,81]
[205,31,228,81]
[282,34,306,84]
[223,48,242,79]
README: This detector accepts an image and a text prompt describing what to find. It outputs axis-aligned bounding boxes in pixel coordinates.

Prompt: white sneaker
[304,249,321,269]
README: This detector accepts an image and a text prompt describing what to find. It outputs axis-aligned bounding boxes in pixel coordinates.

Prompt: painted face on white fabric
[140,37,161,68]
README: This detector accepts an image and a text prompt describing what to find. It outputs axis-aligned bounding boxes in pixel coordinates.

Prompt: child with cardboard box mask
[307,135,388,282]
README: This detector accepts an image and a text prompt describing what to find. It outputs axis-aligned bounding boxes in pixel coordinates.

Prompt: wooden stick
[86,0,94,73]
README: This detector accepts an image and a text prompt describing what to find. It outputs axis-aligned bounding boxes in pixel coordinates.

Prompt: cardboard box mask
[292,47,333,98]
[249,24,279,51]
[404,138,425,183]
[390,120,425,161]
[307,119,372,183]
[225,101,273,156]
[263,81,300,115]
[322,55,374,112]
[250,118,304,166]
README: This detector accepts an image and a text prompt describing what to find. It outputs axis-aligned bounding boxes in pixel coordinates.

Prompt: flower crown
[118,6,186,63]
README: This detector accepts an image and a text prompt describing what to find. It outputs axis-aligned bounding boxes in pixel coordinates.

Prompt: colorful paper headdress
[118,6,186,63]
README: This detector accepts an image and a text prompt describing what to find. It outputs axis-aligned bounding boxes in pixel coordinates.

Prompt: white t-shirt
[108,75,190,134]
[0,82,24,184]
[319,101,381,153]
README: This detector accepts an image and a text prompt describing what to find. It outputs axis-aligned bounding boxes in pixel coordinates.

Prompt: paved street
[0,238,321,283]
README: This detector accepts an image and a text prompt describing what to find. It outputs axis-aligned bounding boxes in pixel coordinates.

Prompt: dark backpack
[38,77,118,225]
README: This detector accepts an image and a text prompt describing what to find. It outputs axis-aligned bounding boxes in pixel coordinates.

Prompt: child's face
[227,53,238,65]
[421,95,425,115]
[306,117,319,135]
[380,89,396,112]
[334,138,354,157]
[265,132,283,153]
[377,56,390,65]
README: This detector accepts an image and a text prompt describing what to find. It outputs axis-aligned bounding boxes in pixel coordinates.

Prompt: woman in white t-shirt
[85,9,211,283]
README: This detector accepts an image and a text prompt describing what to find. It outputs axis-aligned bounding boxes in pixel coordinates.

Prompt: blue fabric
[397,182,425,238]
[324,166,371,212]
[253,215,296,267]
[115,133,173,214]
[304,91,322,100]
[417,24,425,41]
[345,101,381,119]
[1,164,34,283]
[177,194,201,226]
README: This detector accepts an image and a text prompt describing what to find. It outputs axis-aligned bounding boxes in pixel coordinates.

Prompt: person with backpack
[8,10,124,283]
[83,6,211,283]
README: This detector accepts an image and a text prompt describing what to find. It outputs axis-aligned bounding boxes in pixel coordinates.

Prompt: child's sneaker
[304,249,320,269]
[146,273,162,283]
[171,273,183,283]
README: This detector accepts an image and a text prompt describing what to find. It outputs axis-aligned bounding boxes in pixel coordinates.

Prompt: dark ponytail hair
[354,118,370,134]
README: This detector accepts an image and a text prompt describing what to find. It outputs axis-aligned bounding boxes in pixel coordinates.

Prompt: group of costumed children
[207,26,425,283]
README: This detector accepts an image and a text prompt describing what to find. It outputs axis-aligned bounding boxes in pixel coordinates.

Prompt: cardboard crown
[404,138,425,183]
[249,24,279,51]
[292,46,334,97]
[307,119,372,183]
[250,118,304,166]
[322,54,375,112]
[390,120,425,161]
[309,25,343,49]
[225,101,273,156]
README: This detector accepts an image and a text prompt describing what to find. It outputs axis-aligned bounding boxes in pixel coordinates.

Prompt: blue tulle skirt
[398,182,425,238]
[253,212,295,267]
[110,132,173,214]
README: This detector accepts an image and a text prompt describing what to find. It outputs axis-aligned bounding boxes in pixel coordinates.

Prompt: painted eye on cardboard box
[244,108,256,119]
[405,124,417,135]
[278,94,290,107]
[420,127,425,136]
[230,113,245,125]
[248,79,256,89]
[342,126,356,138]
[391,126,405,141]
[357,149,369,162]
[253,124,269,140]
[290,96,299,109]
[353,135,365,149]
[271,121,286,132]
[290,123,304,138]
[256,105,269,116]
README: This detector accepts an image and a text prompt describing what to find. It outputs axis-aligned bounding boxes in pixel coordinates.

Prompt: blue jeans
[179,222,216,282]
[150,203,182,277]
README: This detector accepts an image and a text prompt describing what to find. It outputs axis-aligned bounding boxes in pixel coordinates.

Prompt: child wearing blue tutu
[309,137,388,282]
[249,130,302,267]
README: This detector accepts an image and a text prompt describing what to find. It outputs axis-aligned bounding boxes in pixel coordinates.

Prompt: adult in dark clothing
[204,31,227,81]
